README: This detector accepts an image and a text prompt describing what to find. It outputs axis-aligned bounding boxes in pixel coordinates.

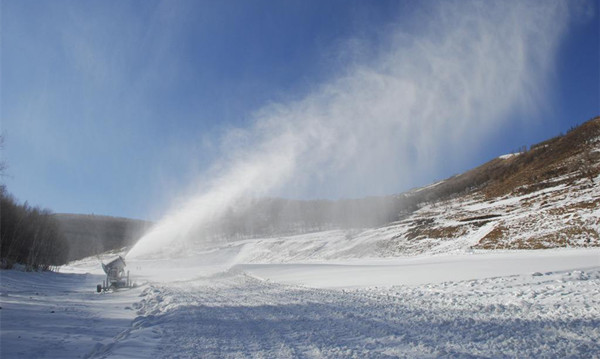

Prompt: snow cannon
[97,256,132,292]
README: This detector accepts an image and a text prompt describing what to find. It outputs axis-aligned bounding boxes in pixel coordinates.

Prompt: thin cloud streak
[128,0,572,258]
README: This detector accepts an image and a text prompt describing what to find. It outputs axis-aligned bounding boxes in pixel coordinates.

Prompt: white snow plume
[128,1,575,259]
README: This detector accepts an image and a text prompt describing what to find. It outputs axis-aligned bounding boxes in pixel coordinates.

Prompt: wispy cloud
[128,0,573,258]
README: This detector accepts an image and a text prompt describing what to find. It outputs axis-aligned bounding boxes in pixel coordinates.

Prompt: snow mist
[127,1,574,259]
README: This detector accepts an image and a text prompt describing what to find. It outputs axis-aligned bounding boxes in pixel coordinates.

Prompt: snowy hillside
[156,167,598,265]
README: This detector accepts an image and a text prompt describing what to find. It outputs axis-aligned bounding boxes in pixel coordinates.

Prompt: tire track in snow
[131,273,430,358]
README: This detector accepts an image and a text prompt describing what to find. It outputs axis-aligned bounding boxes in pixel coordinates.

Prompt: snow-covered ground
[237,248,600,288]
[2,247,599,358]
[0,269,144,358]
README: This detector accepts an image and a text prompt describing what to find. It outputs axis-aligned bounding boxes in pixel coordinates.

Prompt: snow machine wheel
[97,284,102,293]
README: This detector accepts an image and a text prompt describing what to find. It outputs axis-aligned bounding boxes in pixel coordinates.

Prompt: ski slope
[1,248,599,358]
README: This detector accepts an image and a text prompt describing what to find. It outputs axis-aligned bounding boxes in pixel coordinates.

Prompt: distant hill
[409,116,600,202]
[379,116,600,252]
[54,214,152,261]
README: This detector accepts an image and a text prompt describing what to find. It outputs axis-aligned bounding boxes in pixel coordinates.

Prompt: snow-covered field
[2,247,599,358]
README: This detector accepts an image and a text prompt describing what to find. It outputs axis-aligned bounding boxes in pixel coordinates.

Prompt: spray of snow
[127,1,574,259]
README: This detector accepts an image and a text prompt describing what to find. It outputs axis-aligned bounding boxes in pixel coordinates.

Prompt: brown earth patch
[474,225,508,249]
[404,224,468,240]
[476,226,599,250]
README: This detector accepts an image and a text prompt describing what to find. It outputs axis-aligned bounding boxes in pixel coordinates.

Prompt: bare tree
[0,134,7,177]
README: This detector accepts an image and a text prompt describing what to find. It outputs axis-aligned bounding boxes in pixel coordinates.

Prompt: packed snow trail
[89,268,600,358]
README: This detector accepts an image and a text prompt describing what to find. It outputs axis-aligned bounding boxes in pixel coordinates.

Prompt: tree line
[55,213,151,261]
[1,185,69,270]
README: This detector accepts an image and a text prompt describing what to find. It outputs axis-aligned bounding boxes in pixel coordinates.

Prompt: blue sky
[1,0,598,221]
